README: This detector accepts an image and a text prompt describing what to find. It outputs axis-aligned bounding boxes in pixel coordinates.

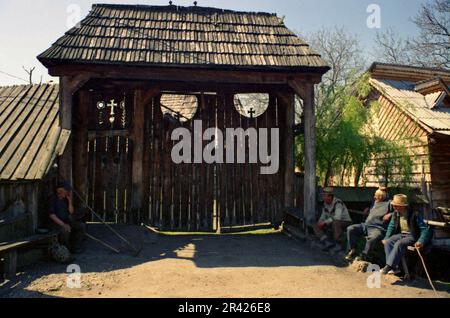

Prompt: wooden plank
[293,81,316,226]
[282,93,295,218]
[49,64,325,86]
[73,90,90,210]
[59,77,74,182]
[131,89,145,223]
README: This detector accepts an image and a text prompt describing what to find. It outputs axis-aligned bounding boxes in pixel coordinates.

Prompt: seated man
[381,194,431,275]
[345,189,393,262]
[313,187,352,250]
[48,181,86,253]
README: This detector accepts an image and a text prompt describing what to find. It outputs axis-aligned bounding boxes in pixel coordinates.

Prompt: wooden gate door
[86,91,133,223]
[144,92,284,231]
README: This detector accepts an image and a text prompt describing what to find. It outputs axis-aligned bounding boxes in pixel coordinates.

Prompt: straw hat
[391,194,408,207]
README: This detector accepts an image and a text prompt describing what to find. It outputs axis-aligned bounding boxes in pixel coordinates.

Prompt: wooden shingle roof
[369,63,450,136]
[0,84,70,181]
[38,4,328,72]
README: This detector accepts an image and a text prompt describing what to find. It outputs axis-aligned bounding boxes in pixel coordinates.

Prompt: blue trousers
[384,233,416,267]
[347,223,384,256]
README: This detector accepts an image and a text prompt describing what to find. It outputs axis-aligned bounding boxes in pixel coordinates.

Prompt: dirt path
[1,225,448,298]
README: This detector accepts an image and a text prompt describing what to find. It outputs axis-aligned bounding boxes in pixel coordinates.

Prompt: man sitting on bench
[313,187,352,251]
[381,194,431,275]
[48,181,86,253]
[345,189,392,262]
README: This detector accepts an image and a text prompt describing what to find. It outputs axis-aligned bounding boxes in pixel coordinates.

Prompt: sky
[0,0,429,85]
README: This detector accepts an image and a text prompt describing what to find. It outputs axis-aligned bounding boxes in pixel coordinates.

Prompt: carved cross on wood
[108,99,118,116]
[248,107,256,119]
[107,99,118,125]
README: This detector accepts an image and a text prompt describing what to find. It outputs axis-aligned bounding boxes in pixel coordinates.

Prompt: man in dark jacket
[49,181,86,253]
[345,189,393,262]
[381,194,431,275]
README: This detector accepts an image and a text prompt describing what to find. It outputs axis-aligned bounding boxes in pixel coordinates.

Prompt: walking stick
[71,187,142,256]
[56,170,142,256]
[415,246,438,296]
[86,233,120,254]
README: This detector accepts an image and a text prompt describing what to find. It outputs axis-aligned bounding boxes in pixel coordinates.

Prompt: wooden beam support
[73,90,90,209]
[277,93,296,213]
[289,81,316,227]
[49,64,325,86]
[131,89,144,223]
[131,88,159,223]
[302,83,316,226]
[58,77,73,182]
[58,75,90,184]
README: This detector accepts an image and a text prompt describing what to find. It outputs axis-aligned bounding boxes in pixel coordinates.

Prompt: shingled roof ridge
[92,3,278,17]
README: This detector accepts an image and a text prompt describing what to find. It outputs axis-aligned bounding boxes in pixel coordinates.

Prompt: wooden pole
[302,83,316,226]
[131,89,145,223]
[288,80,316,227]
[58,76,73,183]
[283,93,295,211]
[73,90,89,209]
[58,75,90,186]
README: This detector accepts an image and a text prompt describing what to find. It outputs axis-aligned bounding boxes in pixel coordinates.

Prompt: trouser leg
[313,224,327,240]
[50,223,70,248]
[363,228,384,256]
[385,234,415,267]
[347,223,365,251]
[332,220,351,242]
[69,220,86,250]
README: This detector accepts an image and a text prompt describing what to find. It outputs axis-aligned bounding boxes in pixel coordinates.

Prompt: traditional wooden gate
[143,92,285,231]
[85,90,134,223]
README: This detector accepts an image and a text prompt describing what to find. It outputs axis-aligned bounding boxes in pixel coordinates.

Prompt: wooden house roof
[160,94,198,122]
[37,4,329,72]
[0,84,70,182]
[369,63,450,136]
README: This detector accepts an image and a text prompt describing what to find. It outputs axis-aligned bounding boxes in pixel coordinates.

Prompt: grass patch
[145,225,281,236]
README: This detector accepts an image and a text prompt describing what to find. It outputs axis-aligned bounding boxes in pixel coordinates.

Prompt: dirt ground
[1,224,449,298]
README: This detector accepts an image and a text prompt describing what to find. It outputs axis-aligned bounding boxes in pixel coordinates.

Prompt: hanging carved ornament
[120,98,126,128]
[97,101,106,125]
[95,97,127,128]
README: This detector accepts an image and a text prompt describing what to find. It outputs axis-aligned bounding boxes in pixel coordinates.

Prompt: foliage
[373,0,449,68]
[296,71,414,187]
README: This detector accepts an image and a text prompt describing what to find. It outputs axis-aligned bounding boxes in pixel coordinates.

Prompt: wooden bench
[0,233,56,280]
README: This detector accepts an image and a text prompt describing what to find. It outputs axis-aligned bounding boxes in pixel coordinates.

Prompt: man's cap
[56,180,71,191]
[322,187,334,195]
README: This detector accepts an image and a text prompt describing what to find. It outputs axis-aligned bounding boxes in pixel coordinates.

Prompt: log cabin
[361,63,450,210]
[35,4,329,231]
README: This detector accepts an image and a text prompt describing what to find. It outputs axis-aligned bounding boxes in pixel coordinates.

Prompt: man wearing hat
[313,187,352,250]
[48,181,86,253]
[345,188,393,262]
[381,194,431,275]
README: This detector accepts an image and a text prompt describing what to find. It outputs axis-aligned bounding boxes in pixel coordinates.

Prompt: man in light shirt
[313,187,352,250]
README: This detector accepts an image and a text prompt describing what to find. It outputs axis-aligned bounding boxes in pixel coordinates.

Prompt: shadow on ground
[1,224,448,297]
